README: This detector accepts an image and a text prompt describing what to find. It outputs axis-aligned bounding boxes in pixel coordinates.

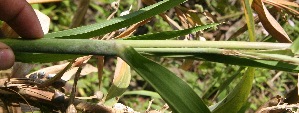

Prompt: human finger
[0,42,14,70]
[0,0,43,38]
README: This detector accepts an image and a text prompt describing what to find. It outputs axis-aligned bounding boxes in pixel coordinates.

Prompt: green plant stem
[1,39,291,55]
[115,40,290,49]
[135,48,224,54]
[136,48,299,64]
[1,39,119,55]
[3,38,297,64]
[2,39,299,72]
[242,51,299,64]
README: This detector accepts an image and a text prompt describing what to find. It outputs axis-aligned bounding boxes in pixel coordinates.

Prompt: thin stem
[0,39,291,55]
[136,48,299,65]
[70,0,90,28]
[115,40,290,50]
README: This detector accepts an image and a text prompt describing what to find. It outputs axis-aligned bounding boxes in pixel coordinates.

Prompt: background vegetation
[1,0,299,112]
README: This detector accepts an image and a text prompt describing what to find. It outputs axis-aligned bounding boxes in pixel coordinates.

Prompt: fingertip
[0,0,44,39]
[9,4,44,39]
[0,43,15,70]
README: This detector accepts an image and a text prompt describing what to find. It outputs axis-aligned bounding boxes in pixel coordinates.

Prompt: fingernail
[0,48,15,70]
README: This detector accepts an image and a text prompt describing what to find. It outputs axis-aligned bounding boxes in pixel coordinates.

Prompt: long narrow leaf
[291,37,299,54]
[115,45,211,113]
[44,0,187,39]
[123,90,161,99]
[124,23,221,40]
[242,0,255,41]
[14,53,80,63]
[210,68,254,113]
[105,57,131,101]
[193,53,299,73]
[2,39,299,72]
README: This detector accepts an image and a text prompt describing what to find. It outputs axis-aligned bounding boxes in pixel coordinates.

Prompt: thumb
[0,42,14,70]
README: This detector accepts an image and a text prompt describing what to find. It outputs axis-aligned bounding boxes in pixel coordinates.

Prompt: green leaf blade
[117,45,210,113]
[291,37,299,54]
[106,58,131,101]
[211,67,254,113]
[44,0,187,39]
[125,23,221,40]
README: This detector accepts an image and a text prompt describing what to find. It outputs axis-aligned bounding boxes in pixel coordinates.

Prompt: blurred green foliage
[28,0,298,112]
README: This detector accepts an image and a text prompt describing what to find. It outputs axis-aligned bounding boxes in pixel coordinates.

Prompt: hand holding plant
[0,0,43,69]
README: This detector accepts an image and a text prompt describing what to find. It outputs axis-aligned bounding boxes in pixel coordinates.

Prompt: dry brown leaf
[226,16,260,40]
[1,22,19,38]
[61,64,97,81]
[174,7,196,69]
[80,64,97,76]
[252,0,292,43]
[96,56,104,89]
[116,18,151,39]
[160,14,183,30]
[203,11,219,23]
[112,58,130,83]
[255,95,285,113]
[185,14,197,26]
[265,0,299,8]
[73,56,91,67]
[25,63,68,79]
[264,0,299,16]
[225,19,248,40]
[11,63,33,78]
[187,12,204,26]
[174,7,189,29]
[142,0,183,30]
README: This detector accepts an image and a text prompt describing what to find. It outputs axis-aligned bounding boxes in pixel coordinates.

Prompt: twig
[70,0,91,28]
[68,66,83,106]
[259,103,299,113]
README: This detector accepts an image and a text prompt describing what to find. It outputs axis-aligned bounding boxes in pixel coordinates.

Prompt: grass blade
[116,45,211,113]
[291,37,299,54]
[44,0,187,39]
[2,39,298,72]
[105,57,131,101]
[210,68,254,113]
[124,23,221,40]
[123,90,161,99]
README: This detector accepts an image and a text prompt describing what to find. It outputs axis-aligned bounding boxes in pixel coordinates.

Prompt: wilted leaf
[174,7,189,29]
[26,63,69,79]
[116,18,151,39]
[106,57,131,101]
[142,0,183,30]
[265,0,299,8]
[11,62,33,78]
[264,0,299,15]
[38,61,74,87]
[252,0,292,43]
[61,64,97,81]
[1,22,19,38]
